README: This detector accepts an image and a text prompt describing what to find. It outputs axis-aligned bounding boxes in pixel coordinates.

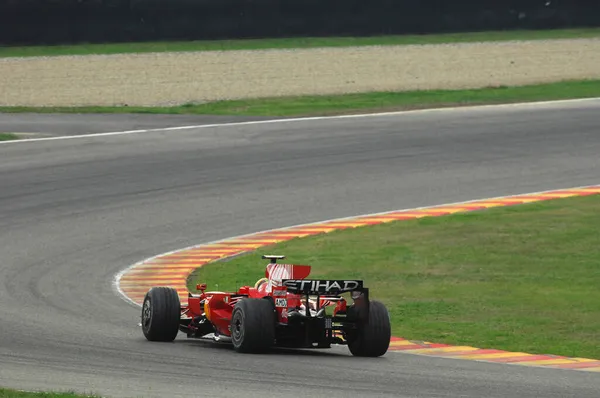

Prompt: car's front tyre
[141,287,181,342]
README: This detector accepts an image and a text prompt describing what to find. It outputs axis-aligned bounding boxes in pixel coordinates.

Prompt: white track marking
[3,97,600,145]
[112,183,600,307]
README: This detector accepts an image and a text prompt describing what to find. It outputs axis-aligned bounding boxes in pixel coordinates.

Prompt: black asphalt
[1,100,599,397]
[0,113,274,136]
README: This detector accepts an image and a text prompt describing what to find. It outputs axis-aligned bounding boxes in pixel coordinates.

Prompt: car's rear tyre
[230,298,275,353]
[141,287,181,342]
[348,300,391,357]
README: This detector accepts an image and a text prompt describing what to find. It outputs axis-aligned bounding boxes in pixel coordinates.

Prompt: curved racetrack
[1,100,600,398]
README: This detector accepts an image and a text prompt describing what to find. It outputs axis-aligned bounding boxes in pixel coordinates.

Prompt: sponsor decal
[273,289,287,297]
[282,279,362,294]
[275,298,287,307]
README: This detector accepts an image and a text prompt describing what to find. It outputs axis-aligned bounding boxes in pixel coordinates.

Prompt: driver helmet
[254,277,269,293]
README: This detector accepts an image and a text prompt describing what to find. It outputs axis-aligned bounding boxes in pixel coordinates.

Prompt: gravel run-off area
[1,38,599,107]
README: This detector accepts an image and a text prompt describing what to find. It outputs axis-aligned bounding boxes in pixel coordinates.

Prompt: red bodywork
[180,263,347,338]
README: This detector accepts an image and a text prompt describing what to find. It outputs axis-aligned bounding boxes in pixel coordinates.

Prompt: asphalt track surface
[1,100,600,397]
[0,113,272,136]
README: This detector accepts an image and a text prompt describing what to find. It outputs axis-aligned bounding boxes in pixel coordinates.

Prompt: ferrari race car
[140,255,391,357]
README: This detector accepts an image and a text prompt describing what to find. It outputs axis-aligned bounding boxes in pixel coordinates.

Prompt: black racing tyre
[348,300,391,357]
[141,287,181,342]
[230,298,275,353]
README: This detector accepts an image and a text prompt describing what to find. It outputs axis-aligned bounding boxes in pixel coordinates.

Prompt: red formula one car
[140,255,391,356]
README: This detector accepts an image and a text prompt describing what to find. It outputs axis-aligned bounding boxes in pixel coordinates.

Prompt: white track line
[112,183,600,307]
[3,97,600,145]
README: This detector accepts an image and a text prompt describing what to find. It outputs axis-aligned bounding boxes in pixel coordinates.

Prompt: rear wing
[281,279,365,295]
[281,278,371,322]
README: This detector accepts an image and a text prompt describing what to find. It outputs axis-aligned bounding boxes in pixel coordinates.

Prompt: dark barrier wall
[1,0,599,45]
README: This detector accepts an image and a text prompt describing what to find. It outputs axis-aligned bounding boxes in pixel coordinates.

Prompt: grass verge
[1,79,599,118]
[0,388,99,398]
[189,194,600,359]
[0,133,19,141]
[1,28,599,58]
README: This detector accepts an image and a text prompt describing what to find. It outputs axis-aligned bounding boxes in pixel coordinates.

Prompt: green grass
[189,194,600,359]
[1,79,599,118]
[0,388,99,398]
[2,28,600,58]
[0,133,19,141]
